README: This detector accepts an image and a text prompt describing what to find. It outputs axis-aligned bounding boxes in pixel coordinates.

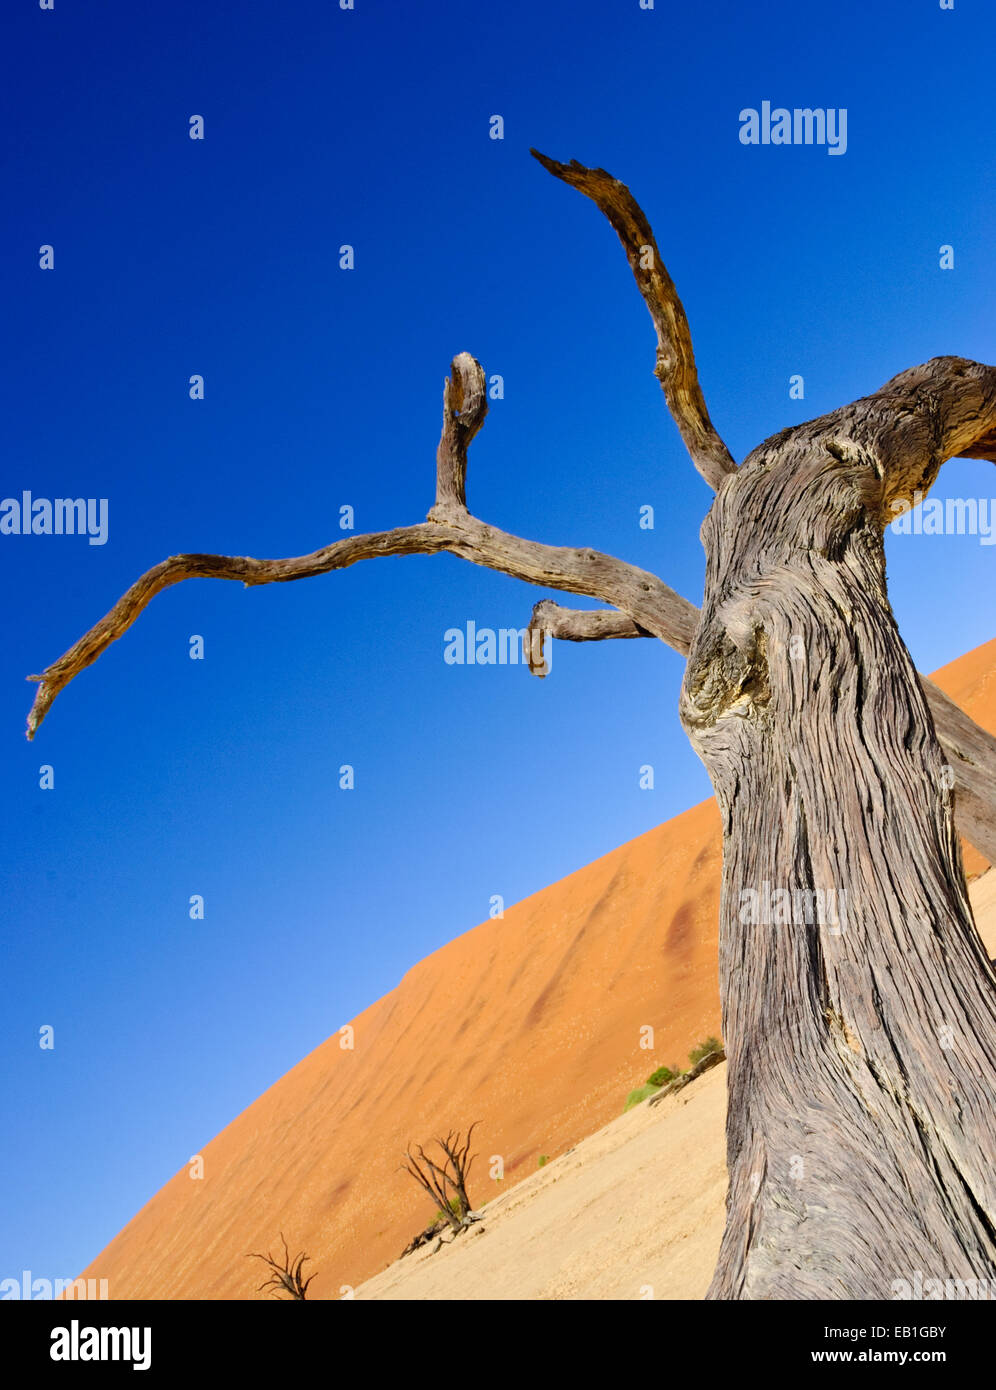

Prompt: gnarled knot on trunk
[680,624,771,732]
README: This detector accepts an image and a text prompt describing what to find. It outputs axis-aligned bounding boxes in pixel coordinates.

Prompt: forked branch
[25,354,696,739]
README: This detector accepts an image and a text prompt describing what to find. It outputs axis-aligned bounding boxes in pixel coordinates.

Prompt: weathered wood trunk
[681,404,996,1298]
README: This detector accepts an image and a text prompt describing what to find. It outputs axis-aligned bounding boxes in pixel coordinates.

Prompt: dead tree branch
[647,1044,726,1106]
[531,149,738,491]
[431,350,487,516]
[24,354,697,740]
[246,1233,315,1300]
[525,599,656,676]
[400,1144,460,1233]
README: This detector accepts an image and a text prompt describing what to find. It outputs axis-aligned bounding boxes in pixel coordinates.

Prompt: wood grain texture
[681,356,996,1297]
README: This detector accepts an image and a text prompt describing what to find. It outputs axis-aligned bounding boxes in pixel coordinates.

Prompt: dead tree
[24,150,996,1299]
[247,1233,315,1300]
[400,1124,479,1235]
[399,1221,442,1258]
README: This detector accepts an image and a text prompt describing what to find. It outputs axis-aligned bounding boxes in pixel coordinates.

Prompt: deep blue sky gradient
[2,0,995,1284]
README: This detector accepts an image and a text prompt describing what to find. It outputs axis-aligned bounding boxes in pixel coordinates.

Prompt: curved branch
[25,355,699,739]
[871,356,996,476]
[526,599,659,677]
[25,528,443,738]
[531,149,737,491]
[24,519,697,739]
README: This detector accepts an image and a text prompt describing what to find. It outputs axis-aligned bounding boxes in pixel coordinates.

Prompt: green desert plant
[626,1042,725,1110]
[624,1082,662,1112]
[537,1154,550,1168]
[689,1036,722,1066]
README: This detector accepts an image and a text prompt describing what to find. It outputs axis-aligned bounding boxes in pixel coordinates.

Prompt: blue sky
[2,0,994,1287]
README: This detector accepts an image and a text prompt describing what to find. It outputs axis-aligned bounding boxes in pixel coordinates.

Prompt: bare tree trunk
[681,394,996,1299]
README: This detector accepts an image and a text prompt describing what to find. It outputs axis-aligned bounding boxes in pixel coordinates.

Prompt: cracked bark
[681,358,996,1298]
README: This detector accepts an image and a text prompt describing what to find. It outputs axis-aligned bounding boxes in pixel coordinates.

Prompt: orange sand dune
[80,636,996,1299]
[932,637,996,880]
